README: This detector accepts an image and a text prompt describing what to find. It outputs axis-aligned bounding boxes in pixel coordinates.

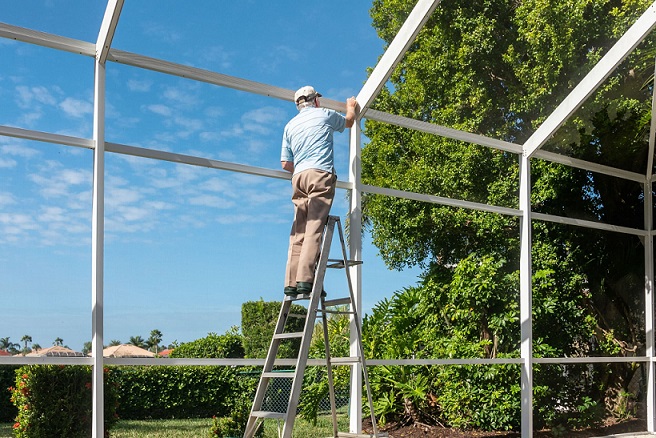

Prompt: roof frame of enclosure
[2,1,656,437]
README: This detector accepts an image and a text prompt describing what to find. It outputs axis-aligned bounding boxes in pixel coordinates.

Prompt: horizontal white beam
[106,142,353,191]
[0,21,95,56]
[1,124,646,236]
[365,109,522,154]
[532,212,646,236]
[362,183,522,217]
[0,124,94,148]
[523,1,656,157]
[108,49,294,102]
[2,355,646,367]
[533,149,646,183]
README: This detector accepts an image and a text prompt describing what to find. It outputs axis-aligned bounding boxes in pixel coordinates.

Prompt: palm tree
[109,339,122,346]
[147,329,163,353]
[0,337,20,354]
[20,335,32,355]
[128,335,146,348]
[82,341,92,356]
[53,337,64,347]
[31,343,41,352]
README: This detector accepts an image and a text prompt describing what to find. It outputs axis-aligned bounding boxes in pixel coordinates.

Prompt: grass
[0,414,350,437]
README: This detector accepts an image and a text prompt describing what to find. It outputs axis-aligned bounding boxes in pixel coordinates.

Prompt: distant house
[158,348,173,357]
[0,349,11,356]
[103,344,155,358]
[26,346,85,357]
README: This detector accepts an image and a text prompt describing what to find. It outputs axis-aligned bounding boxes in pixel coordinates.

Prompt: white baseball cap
[294,85,322,104]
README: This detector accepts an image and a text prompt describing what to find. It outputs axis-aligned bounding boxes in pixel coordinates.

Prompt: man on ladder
[280,85,357,297]
[242,88,387,437]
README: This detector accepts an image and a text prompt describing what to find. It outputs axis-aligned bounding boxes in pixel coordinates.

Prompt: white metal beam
[348,123,364,434]
[0,22,95,56]
[356,0,441,113]
[96,0,124,64]
[91,47,107,438]
[365,109,522,154]
[523,1,656,157]
[519,155,533,438]
[646,55,656,433]
[645,179,655,433]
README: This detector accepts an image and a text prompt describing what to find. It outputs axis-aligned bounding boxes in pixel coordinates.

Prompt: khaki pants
[285,169,336,287]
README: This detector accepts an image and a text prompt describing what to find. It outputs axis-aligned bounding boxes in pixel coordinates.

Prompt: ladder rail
[245,215,386,438]
[281,216,336,438]
[335,217,380,437]
[244,299,294,437]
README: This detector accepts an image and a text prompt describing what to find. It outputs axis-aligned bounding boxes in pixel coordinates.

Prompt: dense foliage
[241,299,307,359]
[362,0,654,431]
[112,365,239,420]
[169,329,244,359]
[10,365,118,438]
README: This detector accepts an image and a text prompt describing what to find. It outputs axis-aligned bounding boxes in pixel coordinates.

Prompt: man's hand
[281,161,294,173]
[345,96,358,128]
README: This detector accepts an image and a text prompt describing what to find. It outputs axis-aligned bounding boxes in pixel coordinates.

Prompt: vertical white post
[91,59,106,438]
[92,3,122,435]
[645,56,656,432]
[645,180,654,433]
[348,120,363,434]
[519,154,533,437]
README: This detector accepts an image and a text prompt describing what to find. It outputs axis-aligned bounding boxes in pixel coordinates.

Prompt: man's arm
[281,161,294,173]
[345,97,358,128]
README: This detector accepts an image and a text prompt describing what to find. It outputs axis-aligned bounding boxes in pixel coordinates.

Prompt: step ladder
[244,215,387,438]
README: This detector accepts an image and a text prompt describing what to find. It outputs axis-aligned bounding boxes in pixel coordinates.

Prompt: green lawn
[0,414,349,437]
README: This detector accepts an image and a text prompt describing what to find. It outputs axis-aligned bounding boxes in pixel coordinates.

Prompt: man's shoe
[284,286,298,296]
[296,282,327,297]
[296,282,313,294]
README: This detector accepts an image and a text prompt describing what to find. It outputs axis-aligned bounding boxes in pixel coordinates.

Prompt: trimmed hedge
[10,365,119,438]
[113,365,239,420]
[242,300,307,359]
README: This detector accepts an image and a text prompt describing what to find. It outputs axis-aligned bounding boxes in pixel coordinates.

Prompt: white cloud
[147,104,173,117]
[0,157,16,168]
[128,79,153,92]
[241,106,287,135]
[188,194,235,209]
[29,166,92,199]
[174,116,203,132]
[59,97,93,118]
[15,85,58,108]
[0,192,16,207]
[1,144,40,158]
[106,186,142,208]
[163,86,198,107]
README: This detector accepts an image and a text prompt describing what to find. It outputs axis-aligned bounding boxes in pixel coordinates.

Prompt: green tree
[53,337,64,347]
[128,335,146,348]
[20,335,32,355]
[147,329,163,353]
[363,0,653,431]
[0,337,19,355]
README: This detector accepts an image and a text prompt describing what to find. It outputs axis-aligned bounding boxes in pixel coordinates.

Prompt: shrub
[113,365,239,420]
[170,329,244,359]
[10,365,118,438]
[241,300,307,359]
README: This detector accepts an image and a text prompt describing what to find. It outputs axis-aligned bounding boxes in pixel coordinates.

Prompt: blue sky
[0,1,421,352]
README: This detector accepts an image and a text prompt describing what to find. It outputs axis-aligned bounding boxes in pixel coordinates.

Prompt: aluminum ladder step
[250,411,285,420]
[327,259,363,269]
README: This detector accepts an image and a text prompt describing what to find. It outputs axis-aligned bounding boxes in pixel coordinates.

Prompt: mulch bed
[361,418,647,437]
